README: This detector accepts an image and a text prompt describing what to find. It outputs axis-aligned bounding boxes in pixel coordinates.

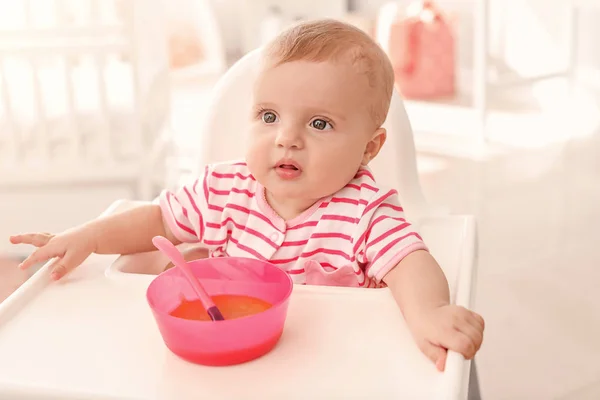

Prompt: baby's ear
[362,128,387,165]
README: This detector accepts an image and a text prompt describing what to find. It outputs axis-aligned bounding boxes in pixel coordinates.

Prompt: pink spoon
[152,236,225,321]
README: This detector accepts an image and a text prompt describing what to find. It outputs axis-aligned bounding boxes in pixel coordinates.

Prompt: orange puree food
[170,294,272,321]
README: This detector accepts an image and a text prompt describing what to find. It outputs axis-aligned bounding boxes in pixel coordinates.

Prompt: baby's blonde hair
[263,19,395,127]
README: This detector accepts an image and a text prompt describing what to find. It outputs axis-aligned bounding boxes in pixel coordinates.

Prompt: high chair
[0,48,481,399]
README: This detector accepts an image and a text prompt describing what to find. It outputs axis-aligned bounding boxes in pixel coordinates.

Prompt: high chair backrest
[198,48,432,219]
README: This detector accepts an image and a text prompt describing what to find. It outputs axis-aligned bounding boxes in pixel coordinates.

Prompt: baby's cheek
[245,146,267,177]
[246,131,269,156]
[315,152,361,179]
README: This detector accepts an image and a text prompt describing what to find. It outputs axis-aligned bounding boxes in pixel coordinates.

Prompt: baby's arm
[10,204,178,280]
[383,250,484,372]
[383,250,449,321]
[90,204,178,255]
[358,189,484,371]
[12,165,216,279]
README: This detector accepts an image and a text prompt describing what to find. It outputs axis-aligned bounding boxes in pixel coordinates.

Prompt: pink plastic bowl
[146,257,293,366]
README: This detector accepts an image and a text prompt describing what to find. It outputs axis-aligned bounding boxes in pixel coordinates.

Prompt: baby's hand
[10,227,98,280]
[411,305,484,372]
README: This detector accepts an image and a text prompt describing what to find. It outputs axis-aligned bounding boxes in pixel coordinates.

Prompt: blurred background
[1,1,599,398]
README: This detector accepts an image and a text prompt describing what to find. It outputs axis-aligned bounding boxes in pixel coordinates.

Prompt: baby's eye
[310,119,332,131]
[261,111,278,124]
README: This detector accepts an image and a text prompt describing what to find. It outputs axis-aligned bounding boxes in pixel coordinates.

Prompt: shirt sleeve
[357,189,429,283]
[154,165,212,244]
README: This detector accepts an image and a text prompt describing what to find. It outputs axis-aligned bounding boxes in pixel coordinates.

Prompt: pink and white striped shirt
[158,161,428,288]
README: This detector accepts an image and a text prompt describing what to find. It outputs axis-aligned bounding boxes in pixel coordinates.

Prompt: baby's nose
[275,128,303,148]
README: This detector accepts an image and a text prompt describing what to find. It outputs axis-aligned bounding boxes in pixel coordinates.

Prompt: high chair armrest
[417,214,477,400]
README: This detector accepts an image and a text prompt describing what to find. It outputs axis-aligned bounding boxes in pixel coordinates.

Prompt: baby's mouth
[274,159,302,171]
[274,159,302,179]
[278,164,299,171]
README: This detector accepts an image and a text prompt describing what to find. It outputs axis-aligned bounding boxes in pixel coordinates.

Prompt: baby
[10,19,483,371]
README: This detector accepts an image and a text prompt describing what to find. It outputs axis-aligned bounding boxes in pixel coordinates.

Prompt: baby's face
[246,59,381,205]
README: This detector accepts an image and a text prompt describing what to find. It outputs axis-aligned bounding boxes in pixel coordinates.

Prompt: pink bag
[386,1,456,100]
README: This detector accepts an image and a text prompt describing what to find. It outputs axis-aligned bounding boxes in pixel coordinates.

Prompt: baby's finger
[10,233,53,247]
[49,259,68,281]
[435,349,448,372]
[49,251,81,280]
[453,308,484,338]
[19,246,60,270]
[439,329,476,360]
[456,323,483,354]
[466,313,485,339]
[469,311,485,332]
[419,340,447,371]
[9,235,21,244]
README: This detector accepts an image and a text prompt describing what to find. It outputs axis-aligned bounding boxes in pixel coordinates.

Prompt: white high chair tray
[0,205,473,400]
